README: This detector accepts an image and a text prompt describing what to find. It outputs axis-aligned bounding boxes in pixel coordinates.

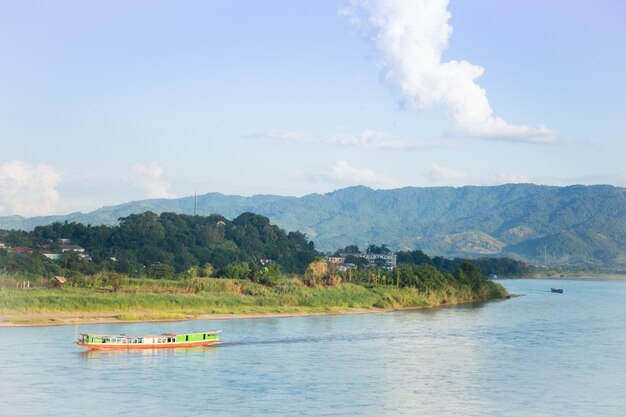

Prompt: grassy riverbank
[0,276,508,326]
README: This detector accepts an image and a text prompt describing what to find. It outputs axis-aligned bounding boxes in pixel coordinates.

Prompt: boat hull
[76,339,219,350]
[76,331,221,350]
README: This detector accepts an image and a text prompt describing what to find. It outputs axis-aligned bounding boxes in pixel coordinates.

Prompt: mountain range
[2,184,625,266]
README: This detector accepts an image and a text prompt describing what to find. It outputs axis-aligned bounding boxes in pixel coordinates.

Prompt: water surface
[1,279,625,416]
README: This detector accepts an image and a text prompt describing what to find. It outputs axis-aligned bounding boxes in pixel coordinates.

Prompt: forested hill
[2,184,626,266]
[0,212,318,276]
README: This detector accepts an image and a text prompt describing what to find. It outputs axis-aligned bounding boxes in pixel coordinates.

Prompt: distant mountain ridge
[2,184,625,266]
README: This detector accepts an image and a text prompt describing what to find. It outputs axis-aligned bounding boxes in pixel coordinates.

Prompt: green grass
[6,317,51,325]
[115,312,190,321]
[0,277,508,318]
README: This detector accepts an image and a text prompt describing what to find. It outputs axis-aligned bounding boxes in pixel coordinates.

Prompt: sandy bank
[0,308,398,328]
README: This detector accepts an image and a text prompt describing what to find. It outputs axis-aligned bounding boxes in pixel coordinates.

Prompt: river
[1,278,625,416]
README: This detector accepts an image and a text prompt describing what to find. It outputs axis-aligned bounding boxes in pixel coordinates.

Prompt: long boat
[76,331,221,350]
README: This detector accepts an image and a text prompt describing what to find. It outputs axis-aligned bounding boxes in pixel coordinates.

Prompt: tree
[303,259,340,286]
[104,272,128,292]
[202,263,214,277]
[396,249,432,266]
[148,263,175,279]
[337,245,359,255]
[258,262,284,285]
[304,259,328,287]
[114,252,144,276]
[222,261,251,280]
[184,266,199,280]
[453,261,484,290]
[366,244,390,254]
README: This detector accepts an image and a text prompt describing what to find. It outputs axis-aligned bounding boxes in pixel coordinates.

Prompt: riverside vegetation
[0,212,508,323]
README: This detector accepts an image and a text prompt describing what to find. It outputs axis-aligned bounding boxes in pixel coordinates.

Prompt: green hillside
[1,184,625,266]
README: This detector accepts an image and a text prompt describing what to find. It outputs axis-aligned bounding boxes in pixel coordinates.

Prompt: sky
[1,0,625,217]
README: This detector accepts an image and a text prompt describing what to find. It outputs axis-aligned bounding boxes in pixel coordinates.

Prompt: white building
[327,251,397,270]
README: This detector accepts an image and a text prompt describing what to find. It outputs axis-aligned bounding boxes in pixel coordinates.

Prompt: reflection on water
[78,345,220,360]
[2,279,626,417]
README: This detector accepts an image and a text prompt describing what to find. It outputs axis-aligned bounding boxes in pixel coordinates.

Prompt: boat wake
[222,331,412,347]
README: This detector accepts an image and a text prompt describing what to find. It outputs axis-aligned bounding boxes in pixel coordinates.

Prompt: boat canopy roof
[80,330,221,338]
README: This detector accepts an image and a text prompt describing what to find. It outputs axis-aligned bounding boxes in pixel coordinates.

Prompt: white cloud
[0,161,61,216]
[252,129,440,150]
[131,162,172,199]
[326,129,418,149]
[488,173,530,185]
[342,0,558,143]
[329,160,395,188]
[426,163,467,182]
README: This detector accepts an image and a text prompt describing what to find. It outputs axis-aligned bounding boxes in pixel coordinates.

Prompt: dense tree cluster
[397,249,530,277]
[0,212,318,278]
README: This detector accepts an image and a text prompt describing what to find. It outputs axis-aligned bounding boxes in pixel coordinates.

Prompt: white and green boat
[76,331,221,350]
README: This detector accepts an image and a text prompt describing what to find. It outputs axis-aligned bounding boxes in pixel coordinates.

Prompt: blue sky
[1,0,625,216]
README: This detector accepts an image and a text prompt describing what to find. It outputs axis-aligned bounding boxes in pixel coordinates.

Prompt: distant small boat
[76,331,221,350]
[551,288,564,293]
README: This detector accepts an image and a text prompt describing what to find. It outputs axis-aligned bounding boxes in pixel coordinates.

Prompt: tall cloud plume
[342,0,557,143]
[0,161,61,216]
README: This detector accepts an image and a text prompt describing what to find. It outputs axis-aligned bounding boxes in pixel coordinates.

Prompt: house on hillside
[327,256,345,264]
[59,244,91,260]
[0,241,6,249]
[60,245,85,253]
[41,250,61,261]
[363,253,397,269]
[13,246,32,256]
[326,251,397,270]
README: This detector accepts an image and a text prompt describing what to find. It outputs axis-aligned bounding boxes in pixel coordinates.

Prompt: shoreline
[0,307,414,328]
[5,275,622,328]
[0,298,511,328]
